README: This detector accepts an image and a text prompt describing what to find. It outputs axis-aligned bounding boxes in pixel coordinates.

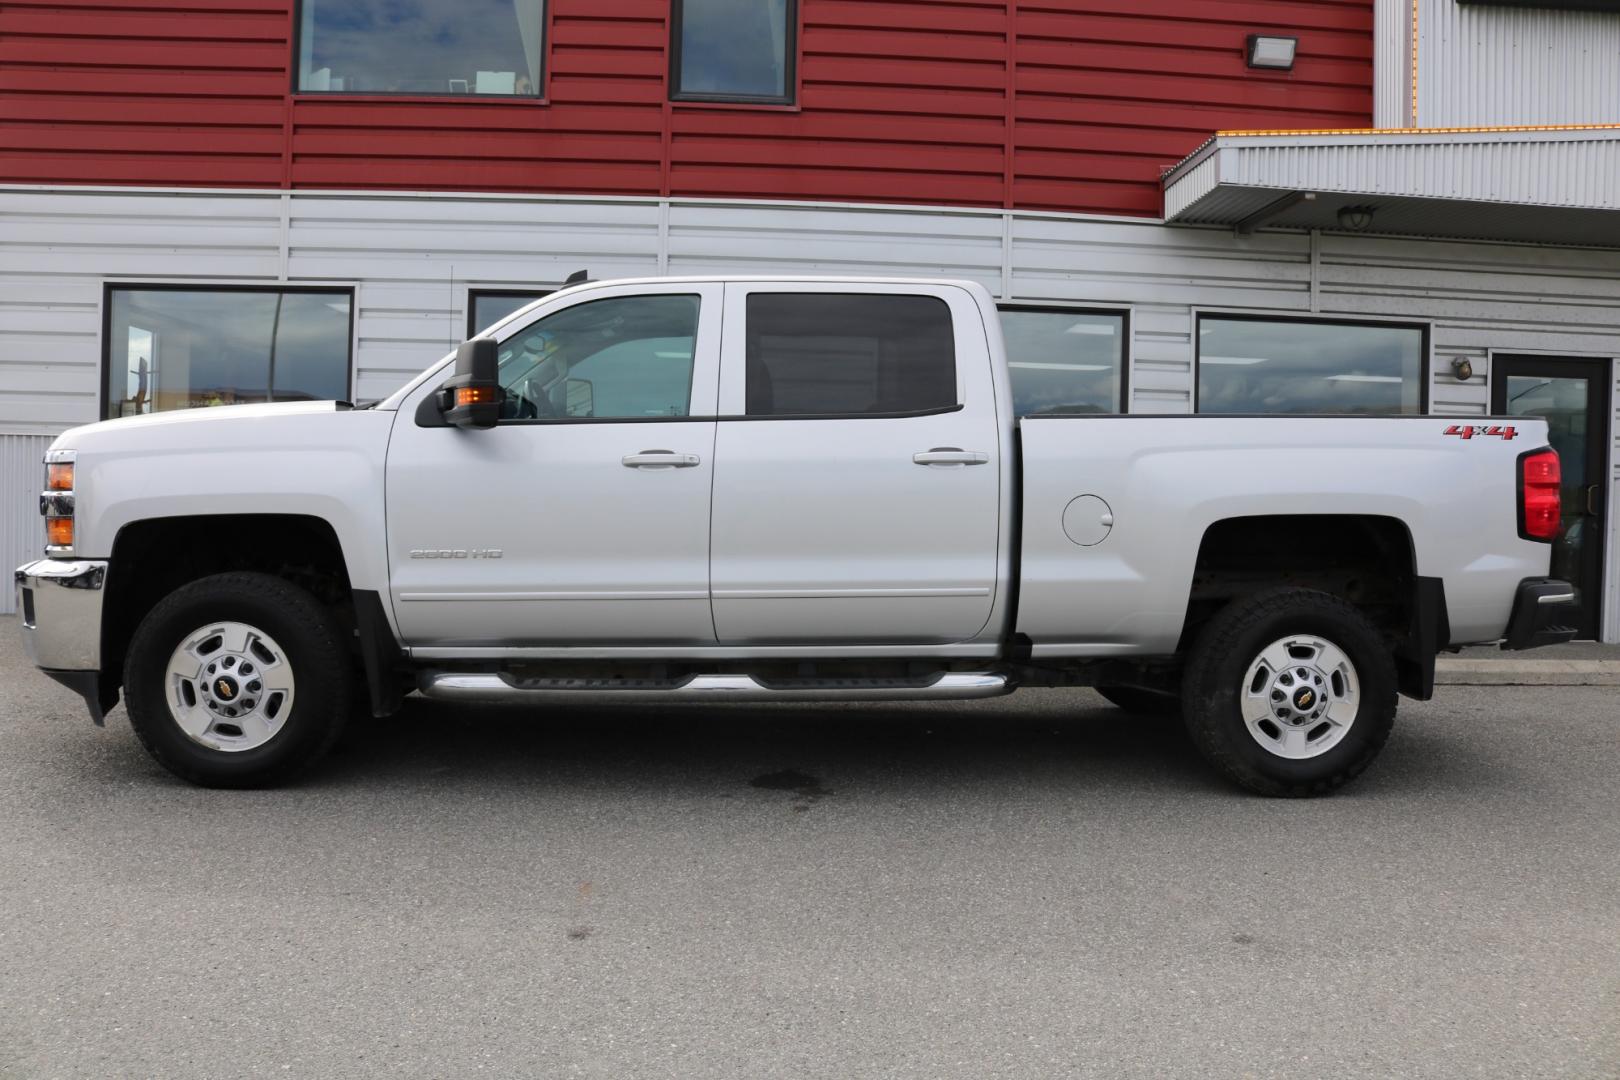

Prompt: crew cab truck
[15,277,1579,795]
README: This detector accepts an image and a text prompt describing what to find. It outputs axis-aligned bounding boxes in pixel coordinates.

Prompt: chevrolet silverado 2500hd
[15,277,1579,795]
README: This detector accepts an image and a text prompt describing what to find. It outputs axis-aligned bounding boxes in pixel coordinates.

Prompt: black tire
[123,571,352,788]
[1181,587,1397,797]
[1095,685,1180,716]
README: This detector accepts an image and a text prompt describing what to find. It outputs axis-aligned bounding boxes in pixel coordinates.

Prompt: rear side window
[744,293,956,417]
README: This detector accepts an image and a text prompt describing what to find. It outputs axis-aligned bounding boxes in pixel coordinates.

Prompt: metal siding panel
[1418,0,1620,127]
[1373,0,1410,128]
[0,434,52,614]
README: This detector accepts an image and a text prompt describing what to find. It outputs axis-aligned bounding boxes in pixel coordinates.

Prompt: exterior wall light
[1451,357,1475,381]
[1338,206,1376,230]
[1245,35,1298,70]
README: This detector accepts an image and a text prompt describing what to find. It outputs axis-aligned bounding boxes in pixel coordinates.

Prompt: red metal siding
[0,0,1373,217]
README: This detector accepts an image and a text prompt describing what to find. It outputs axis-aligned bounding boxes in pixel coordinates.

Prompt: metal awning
[1162,126,1620,247]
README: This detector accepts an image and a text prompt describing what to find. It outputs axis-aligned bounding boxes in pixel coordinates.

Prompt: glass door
[1492,356,1611,640]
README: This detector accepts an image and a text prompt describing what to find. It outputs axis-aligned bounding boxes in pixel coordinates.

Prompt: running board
[417,670,1012,704]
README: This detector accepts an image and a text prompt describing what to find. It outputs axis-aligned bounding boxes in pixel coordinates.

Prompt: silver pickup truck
[16,276,1578,795]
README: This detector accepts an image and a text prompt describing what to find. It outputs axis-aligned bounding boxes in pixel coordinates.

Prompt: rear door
[708,283,1003,645]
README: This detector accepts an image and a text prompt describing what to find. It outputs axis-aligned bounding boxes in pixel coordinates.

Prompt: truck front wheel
[1181,587,1397,797]
[123,572,352,788]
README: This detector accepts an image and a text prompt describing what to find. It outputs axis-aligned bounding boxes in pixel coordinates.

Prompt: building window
[469,290,550,337]
[297,0,545,96]
[999,307,1127,415]
[103,287,353,420]
[744,293,955,416]
[1197,316,1426,414]
[672,0,795,104]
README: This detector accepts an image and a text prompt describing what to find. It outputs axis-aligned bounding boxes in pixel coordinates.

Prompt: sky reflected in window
[676,0,791,100]
[299,0,544,95]
[1000,309,1124,415]
[1198,317,1423,414]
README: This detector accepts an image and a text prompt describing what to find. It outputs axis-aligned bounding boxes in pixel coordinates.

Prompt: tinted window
[298,0,544,96]
[469,290,549,337]
[1000,308,1126,415]
[1198,317,1425,414]
[104,288,351,419]
[674,0,794,103]
[497,295,699,420]
[745,294,956,417]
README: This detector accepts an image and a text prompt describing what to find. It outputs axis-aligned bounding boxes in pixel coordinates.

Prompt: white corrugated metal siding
[1417,0,1620,127]
[2,435,50,614]
[1,185,1617,634]
[1374,0,1412,129]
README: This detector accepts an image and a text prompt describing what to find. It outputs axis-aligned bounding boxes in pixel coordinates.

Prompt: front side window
[1198,317,1426,414]
[297,0,545,96]
[469,290,550,337]
[744,294,956,417]
[999,307,1126,415]
[673,0,795,103]
[104,288,352,419]
[497,294,699,420]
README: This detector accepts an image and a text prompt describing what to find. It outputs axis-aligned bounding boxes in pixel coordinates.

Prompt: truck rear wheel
[1181,587,1397,797]
[123,572,351,788]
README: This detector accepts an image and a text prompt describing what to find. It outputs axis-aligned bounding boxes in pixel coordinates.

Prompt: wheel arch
[1181,513,1447,700]
[101,513,404,715]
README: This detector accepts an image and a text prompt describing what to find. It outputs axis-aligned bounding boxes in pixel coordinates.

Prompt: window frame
[1193,311,1432,416]
[669,0,799,106]
[997,303,1132,416]
[467,289,553,339]
[100,282,356,419]
[290,0,551,100]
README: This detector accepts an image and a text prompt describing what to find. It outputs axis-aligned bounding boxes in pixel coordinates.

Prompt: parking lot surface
[2,618,1617,1079]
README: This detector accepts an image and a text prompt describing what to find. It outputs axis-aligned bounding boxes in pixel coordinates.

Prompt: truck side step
[416,670,1012,704]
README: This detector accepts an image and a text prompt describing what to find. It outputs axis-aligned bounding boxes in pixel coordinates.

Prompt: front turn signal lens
[46,516,74,547]
[454,385,499,407]
[47,463,74,491]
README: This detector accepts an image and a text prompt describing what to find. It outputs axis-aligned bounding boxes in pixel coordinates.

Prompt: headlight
[41,448,76,555]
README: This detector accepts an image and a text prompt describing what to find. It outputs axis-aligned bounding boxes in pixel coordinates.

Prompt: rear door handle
[913,448,989,467]
[622,450,701,469]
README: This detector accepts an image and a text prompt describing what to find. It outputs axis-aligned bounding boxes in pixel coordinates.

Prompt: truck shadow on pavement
[277,688,1501,801]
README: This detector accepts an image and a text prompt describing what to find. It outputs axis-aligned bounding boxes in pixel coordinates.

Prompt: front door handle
[913,448,989,467]
[622,450,701,469]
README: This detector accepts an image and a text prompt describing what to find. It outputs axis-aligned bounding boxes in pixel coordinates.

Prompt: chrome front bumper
[14,558,108,671]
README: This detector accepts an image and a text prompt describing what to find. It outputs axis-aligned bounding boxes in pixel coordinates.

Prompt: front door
[1492,355,1611,640]
[708,283,1005,645]
[385,282,723,648]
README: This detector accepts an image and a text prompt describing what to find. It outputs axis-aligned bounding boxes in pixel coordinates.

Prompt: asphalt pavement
[2,616,1618,1079]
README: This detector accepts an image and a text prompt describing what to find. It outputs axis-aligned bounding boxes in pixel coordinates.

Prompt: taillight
[1519,448,1561,542]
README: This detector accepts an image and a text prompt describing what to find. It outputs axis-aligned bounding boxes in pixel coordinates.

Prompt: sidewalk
[1437,641,1620,686]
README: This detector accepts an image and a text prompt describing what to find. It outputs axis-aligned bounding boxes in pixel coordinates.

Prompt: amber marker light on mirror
[454,386,499,407]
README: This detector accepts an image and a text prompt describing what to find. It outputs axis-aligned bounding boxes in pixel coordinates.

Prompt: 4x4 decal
[1444,424,1518,441]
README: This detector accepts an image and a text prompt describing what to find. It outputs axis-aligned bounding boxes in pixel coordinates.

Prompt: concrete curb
[1435,659,1620,686]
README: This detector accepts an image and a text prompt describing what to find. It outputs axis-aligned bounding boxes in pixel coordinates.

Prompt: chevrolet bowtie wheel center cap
[164,621,297,753]
[1238,635,1361,761]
